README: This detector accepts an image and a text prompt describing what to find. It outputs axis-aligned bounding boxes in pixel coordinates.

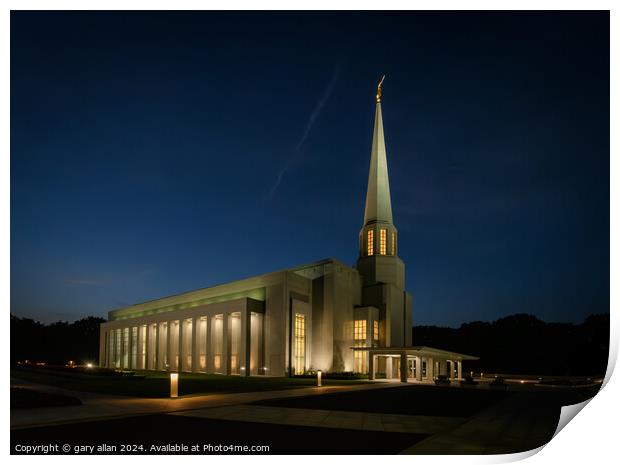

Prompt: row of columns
[367,354,463,382]
[105,310,262,376]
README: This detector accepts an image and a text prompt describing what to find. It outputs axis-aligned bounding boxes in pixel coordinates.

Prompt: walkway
[10,378,394,430]
[170,404,467,435]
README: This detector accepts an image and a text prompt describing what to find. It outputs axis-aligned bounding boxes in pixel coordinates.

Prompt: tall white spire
[363,91,394,226]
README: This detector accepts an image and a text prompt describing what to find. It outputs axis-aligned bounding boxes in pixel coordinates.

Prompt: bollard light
[317,370,322,387]
[170,373,178,398]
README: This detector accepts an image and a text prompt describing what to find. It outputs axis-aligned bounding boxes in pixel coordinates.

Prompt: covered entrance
[358,346,478,383]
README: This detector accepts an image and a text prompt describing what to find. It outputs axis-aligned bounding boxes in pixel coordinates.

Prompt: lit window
[353,321,367,373]
[354,320,367,341]
[373,320,379,341]
[380,229,387,255]
[391,232,396,255]
[367,230,374,256]
[294,314,305,375]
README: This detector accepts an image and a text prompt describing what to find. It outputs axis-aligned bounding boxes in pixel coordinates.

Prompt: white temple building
[99,81,477,382]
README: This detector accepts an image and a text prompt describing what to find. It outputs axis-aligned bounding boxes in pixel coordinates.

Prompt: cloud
[268,67,340,199]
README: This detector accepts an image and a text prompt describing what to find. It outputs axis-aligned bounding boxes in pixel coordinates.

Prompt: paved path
[401,392,562,454]
[170,404,467,435]
[10,378,395,430]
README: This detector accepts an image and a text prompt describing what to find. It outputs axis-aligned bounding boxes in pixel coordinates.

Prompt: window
[354,320,367,341]
[294,314,305,375]
[373,320,379,342]
[353,321,367,373]
[380,229,387,255]
[391,231,396,255]
[367,229,374,256]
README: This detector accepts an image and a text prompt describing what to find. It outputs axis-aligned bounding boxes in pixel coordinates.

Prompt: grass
[11,367,370,398]
[11,387,82,409]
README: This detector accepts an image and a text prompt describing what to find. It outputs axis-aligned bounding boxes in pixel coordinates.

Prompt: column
[222,313,229,375]
[178,320,184,372]
[400,353,407,383]
[145,324,151,370]
[206,316,214,373]
[191,317,198,373]
[369,354,375,380]
[457,360,462,380]
[154,324,160,370]
[448,360,454,380]
[427,357,434,380]
[385,356,393,379]
[415,357,422,381]
[240,309,250,377]
[166,321,172,371]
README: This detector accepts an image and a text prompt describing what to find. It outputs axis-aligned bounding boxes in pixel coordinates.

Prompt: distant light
[317,370,322,387]
[520,380,525,384]
[86,363,93,369]
[241,366,245,370]
[170,373,179,398]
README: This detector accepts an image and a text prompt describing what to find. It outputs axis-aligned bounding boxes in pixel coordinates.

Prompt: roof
[352,345,479,361]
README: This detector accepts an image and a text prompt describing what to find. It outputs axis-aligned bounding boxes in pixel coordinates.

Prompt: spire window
[391,232,396,255]
[367,230,374,256]
[380,229,387,255]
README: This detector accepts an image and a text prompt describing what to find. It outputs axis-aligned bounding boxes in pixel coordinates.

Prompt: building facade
[99,87,476,380]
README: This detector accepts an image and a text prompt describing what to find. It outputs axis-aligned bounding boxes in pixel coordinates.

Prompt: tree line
[413,313,609,376]
[11,312,609,376]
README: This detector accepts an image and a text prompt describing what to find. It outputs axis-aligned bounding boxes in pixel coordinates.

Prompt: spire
[363,78,393,226]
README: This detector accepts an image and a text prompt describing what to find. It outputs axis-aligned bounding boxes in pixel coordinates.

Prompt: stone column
[191,317,198,373]
[448,360,454,380]
[178,320,184,372]
[240,308,250,377]
[144,325,150,370]
[400,353,407,383]
[416,357,422,381]
[206,316,213,373]
[154,324,160,370]
[427,357,434,380]
[457,360,462,380]
[369,353,375,380]
[385,356,393,379]
[166,321,172,371]
[222,313,229,375]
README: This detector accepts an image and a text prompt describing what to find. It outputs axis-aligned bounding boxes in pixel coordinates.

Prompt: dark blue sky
[11,11,609,326]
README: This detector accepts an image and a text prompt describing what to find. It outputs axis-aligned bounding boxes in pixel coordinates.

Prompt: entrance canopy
[353,346,478,383]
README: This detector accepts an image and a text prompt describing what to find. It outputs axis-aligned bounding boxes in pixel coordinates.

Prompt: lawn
[11,367,370,398]
[11,387,82,409]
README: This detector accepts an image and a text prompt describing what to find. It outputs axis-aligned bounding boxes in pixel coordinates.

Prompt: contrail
[268,67,340,199]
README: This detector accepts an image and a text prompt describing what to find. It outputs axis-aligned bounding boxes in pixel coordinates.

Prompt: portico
[363,346,478,383]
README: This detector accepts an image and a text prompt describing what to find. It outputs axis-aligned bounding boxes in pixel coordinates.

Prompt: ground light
[317,370,322,387]
[170,373,178,398]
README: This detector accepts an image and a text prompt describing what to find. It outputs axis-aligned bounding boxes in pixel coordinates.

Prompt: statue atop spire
[376,75,385,103]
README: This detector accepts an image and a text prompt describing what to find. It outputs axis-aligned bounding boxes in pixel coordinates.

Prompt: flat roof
[108,257,355,321]
[352,345,479,361]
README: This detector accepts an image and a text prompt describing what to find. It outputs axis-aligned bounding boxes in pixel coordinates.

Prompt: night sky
[11,11,609,326]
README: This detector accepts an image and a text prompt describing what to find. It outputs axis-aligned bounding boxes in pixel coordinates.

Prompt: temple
[99,80,477,381]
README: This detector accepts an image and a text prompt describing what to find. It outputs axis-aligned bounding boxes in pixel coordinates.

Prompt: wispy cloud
[268,67,340,199]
